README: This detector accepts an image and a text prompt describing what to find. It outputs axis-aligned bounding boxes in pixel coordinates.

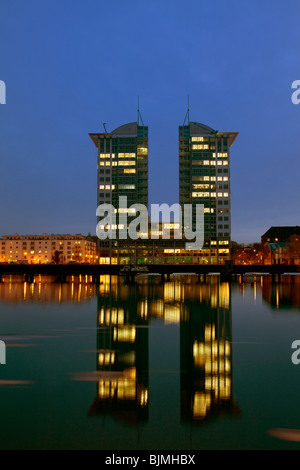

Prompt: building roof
[111,122,138,137]
[262,226,300,239]
[189,122,216,135]
[188,122,238,147]
[89,122,139,148]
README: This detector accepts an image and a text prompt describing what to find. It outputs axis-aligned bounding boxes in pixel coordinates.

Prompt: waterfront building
[0,234,97,264]
[89,122,148,214]
[89,119,238,265]
[262,226,300,265]
[179,121,238,264]
[90,122,149,263]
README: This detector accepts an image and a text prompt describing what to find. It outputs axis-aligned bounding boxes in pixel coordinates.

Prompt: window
[118,184,136,190]
[192,192,210,198]
[193,184,210,190]
[118,161,136,167]
[137,147,148,155]
[192,144,209,150]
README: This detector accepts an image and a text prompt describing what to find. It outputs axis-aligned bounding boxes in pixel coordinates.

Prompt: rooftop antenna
[183,95,190,126]
[103,123,108,133]
[137,96,144,127]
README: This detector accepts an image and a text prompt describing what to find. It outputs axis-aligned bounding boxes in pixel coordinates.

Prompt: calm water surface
[0,274,300,450]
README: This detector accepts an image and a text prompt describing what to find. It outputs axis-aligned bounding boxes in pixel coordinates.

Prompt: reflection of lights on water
[193,392,211,419]
[138,300,148,319]
[276,286,280,309]
[99,307,124,326]
[192,323,232,418]
[139,388,148,407]
[97,368,137,401]
[98,351,115,366]
[113,326,136,343]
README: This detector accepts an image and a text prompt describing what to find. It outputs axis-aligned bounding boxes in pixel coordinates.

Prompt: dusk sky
[0,0,299,243]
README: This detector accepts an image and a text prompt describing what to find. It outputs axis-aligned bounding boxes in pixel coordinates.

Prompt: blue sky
[0,0,299,243]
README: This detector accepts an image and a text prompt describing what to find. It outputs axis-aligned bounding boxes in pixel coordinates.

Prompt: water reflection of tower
[89,276,149,425]
[180,279,239,423]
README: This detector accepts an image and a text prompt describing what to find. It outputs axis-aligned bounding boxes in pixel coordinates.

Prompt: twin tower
[89,121,238,265]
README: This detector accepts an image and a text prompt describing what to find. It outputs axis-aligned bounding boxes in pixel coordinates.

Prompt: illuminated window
[137,147,148,154]
[193,184,210,190]
[191,137,205,142]
[124,169,136,174]
[192,192,210,198]
[119,184,136,190]
[118,161,136,167]
[192,144,209,150]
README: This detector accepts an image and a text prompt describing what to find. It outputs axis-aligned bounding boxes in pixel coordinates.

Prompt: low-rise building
[0,234,98,264]
[261,226,300,265]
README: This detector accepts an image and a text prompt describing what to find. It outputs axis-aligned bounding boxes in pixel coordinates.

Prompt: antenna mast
[137,96,144,127]
[183,95,190,126]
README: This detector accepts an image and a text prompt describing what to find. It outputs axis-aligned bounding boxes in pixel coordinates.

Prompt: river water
[0,274,300,450]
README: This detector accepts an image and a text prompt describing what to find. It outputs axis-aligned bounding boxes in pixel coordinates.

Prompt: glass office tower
[90,122,148,263]
[90,122,148,210]
[179,122,238,264]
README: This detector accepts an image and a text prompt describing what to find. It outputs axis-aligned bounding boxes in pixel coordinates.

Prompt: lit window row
[192,144,209,150]
[193,184,214,190]
[192,192,229,198]
[118,161,136,167]
[193,176,217,182]
[99,185,115,190]
[99,161,135,167]
[212,152,228,158]
[100,153,136,159]
[192,160,229,166]
[119,184,136,190]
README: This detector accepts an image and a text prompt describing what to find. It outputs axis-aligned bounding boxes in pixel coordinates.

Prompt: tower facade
[90,122,148,211]
[179,122,238,264]
[90,122,148,263]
